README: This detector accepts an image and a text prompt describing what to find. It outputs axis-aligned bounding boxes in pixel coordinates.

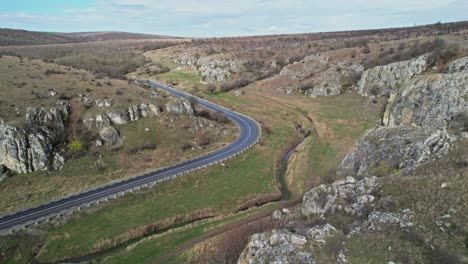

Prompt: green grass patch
[33,124,293,262]
[97,205,276,264]
[155,70,202,89]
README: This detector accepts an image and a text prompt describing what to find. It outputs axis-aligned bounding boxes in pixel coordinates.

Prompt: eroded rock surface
[300,176,379,218]
[165,98,194,115]
[280,54,363,98]
[382,71,468,132]
[448,56,468,73]
[0,103,69,174]
[357,54,428,97]
[84,103,161,129]
[175,54,241,82]
[238,229,316,264]
[338,127,454,177]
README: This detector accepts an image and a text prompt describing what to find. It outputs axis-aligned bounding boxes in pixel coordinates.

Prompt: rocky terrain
[174,54,242,83]
[238,55,468,264]
[278,54,364,98]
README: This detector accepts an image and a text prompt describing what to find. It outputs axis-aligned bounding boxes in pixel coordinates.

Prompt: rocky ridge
[339,55,467,177]
[175,54,241,83]
[279,54,364,98]
[238,56,468,264]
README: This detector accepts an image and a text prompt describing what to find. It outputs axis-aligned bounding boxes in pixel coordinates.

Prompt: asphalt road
[0,80,261,232]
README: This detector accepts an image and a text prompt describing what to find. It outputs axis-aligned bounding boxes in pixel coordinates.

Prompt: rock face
[238,229,316,264]
[341,54,466,177]
[357,54,428,97]
[382,71,468,131]
[165,98,194,115]
[448,56,468,73]
[175,54,241,82]
[0,102,69,174]
[352,209,414,233]
[280,54,363,98]
[26,100,70,134]
[84,103,161,129]
[338,127,454,177]
[0,124,64,173]
[300,176,379,218]
[99,126,121,145]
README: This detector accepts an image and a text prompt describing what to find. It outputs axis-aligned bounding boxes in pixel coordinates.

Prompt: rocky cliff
[0,102,69,175]
[357,54,428,97]
[339,56,468,177]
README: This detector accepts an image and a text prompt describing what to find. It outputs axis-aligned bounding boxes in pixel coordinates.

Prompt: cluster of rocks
[238,229,316,264]
[174,54,241,82]
[0,101,69,175]
[351,209,414,234]
[239,176,415,264]
[300,176,379,218]
[279,54,364,98]
[339,55,468,177]
[83,98,194,146]
[239,56,468,264]
[83,102,162,130]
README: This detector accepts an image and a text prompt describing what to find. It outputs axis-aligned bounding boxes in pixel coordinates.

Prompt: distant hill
[53,31,174,42]
[0,29,175,46]
[0,28,75,46]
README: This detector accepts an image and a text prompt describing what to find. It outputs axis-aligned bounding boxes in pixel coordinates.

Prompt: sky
[1,0,467,37]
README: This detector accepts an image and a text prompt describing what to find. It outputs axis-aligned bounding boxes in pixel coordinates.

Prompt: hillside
[0,29,175,46]
[53,31,175,42]
[0,28,75,46]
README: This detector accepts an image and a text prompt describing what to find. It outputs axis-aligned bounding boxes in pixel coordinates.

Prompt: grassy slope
[32,118,292,262]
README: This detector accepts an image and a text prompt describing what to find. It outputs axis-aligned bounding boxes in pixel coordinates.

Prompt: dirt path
[153,199,301,263]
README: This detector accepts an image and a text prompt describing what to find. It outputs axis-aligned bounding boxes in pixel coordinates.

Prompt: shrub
[397,42,406,51]
[206,84,216,94]
[197,134,210,146]
[361,46,371,54]
[212,110,229,124]
[219,78,252,92]
[68,140,84,152]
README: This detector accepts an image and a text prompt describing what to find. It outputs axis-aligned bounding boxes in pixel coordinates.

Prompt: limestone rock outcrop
[448,56,468,73]
[175,54,241,83]
[99,126,121,146]
[338,127,454,177]
[357,54,428,97]
[0,107,67,175]
[238,229,316,264]
[165,98,194,115]
[382,71,468,132]
[83,103,161,129]
[300,176,379,218]
[26,100,70,133]
[280,54,363,98]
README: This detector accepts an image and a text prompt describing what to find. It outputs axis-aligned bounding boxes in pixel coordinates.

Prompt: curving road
[0,80,261,232]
